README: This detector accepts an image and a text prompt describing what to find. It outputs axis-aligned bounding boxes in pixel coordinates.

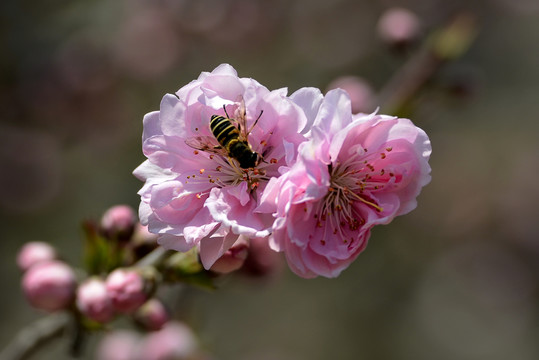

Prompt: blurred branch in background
[0,313,69,360]
[378,12,477,116]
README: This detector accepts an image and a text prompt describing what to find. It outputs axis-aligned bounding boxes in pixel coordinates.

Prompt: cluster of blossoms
[18,206,168,330]
[96,321,203,360]
[18,204,278,328]
[134,64,432,278]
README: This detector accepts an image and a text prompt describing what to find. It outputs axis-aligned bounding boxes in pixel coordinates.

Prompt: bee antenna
[247,109,264,135]
[223,105,231,119]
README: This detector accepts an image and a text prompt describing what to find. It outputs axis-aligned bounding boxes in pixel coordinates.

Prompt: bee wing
[232,96,249,140]
[185,135,228,156]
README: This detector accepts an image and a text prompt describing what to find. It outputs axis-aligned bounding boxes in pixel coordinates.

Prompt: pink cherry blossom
[134,64,310,268]
[259,89,432,278]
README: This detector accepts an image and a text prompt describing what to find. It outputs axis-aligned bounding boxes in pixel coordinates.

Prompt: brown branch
[0,313,70,360]
[378,12,478,115]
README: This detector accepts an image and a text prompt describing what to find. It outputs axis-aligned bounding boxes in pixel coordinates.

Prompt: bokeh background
[1,0,539,359]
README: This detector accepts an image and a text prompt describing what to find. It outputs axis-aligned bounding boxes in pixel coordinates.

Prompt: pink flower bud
[377,8,421,45]
[134,298,169,331]
[97,330,140,360]
[17,241,57,272]
[242,237,283,278]
[21,260,76,312]
[76,277,115,323]
[131,223,158,259]
[138,321,198,360]
[105,268,148,313]
[210,236,249,274]
[326,76,375,114]
[100,205,137,239]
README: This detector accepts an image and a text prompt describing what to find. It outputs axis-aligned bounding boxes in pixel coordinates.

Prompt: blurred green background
[1,0,539,359]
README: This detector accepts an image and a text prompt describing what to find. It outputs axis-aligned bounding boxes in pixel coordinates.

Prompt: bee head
[239,152,260,169]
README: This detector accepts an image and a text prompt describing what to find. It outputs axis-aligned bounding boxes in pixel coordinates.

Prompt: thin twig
[377,12,477,115]
[0,313,70,360]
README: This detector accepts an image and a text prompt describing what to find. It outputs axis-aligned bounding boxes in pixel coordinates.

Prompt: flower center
[185,151,277,194]
[313,146,394,236]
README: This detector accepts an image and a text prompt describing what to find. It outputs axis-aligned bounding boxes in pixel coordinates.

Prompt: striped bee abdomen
[209,114,259,169]
[210,115,239,147]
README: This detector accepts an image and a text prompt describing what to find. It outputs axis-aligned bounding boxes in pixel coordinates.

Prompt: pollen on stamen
[363,148,368,152]
[196,193,202,199]
[260,140,267,146]
[209,154,214,160]
[386,147,393,152]
[380,169,385,175]
[389,172,395,177]
[199,169,205,174]
[193,150,199,155]
[320,240,326,246]
[270,158,278,164]
[195,127,199,131]
[381,153,386,159]
[216,166,222,171]
[317,221,323,228]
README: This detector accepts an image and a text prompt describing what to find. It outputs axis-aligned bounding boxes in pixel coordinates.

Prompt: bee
[185,100,263,169]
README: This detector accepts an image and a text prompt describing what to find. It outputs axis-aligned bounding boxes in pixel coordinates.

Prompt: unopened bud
[97,330,140,360]
[106,268,149,313]
[377,8,421,47]
[138,321,198,360]
[76,277,115,323]
[100,205,137,240]
[17,241,57,272]
[327,76,375,114]
[210,237,249,274]
[21,260,76,312]
[242,237,283,278]
[134,298,169,331]
[131,223,158,259]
